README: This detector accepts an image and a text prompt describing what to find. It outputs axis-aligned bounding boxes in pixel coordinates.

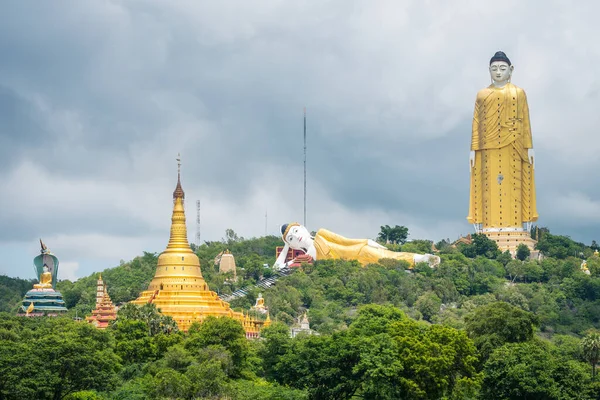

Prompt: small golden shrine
[131,157,264,336]
[86,274,117,329]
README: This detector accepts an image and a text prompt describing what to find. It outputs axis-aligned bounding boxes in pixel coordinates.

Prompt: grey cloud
[0,210,157,242]
[1,0,600,279]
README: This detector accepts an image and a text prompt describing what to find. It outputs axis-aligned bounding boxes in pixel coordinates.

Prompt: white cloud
[58,261,80,281]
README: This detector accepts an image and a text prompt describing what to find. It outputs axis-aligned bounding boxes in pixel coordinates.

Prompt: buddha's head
[489,51,513,86]
[281,223,313,252]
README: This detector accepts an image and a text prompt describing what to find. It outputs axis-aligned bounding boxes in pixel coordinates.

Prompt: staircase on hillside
[219,267,292,302]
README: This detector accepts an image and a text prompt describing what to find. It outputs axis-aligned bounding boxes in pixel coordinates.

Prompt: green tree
[275,305,480,400]
[401,239,434,254]
[161,344,194,372]
[111,319,158,365]
[482,341,595,400]
[434,238,451,251]
[551,334,584,361]
[536,232,586,259]
[0,275,34,312]
[223,228,243,244]
[275,331,361,400]
[377,225,409,245]
[516,243,531,261]
[349,304,406,336]
[0,317,120,400]
[228,379,308,400]
[505,260,526,283]
[185,317,249,377]
[259,322,293,380]
[148,369,191,400]
[465,302,537,363]
[581,332,600,378]
[116,303,178,336]
[415,291,442,322]
[482,342,560,400]
[239,253,268,281]
[459,234,501,259]
[186,360,229,399]
[496,250,513,266]
[367,320,480,399]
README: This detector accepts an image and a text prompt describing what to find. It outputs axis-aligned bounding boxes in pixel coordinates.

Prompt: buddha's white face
[285,224,313,251]
[489,61,513,84]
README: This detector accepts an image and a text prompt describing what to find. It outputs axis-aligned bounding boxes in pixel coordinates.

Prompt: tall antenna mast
[265,209,268,236]
[196,200,201,246]
[303,107,307,227]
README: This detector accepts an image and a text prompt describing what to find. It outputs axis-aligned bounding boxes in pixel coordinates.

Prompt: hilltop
[2,228,600,398]
[2,228,599,336]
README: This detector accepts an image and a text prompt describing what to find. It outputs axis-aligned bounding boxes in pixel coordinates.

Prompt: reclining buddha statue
[274,223,440,269]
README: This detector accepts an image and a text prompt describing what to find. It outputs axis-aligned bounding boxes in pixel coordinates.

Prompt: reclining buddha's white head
[281,223,313,252]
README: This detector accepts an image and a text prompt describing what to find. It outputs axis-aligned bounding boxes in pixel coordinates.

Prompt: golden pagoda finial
[173,153,185,199]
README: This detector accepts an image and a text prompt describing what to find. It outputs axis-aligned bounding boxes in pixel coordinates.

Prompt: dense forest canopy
[1,227,600,399]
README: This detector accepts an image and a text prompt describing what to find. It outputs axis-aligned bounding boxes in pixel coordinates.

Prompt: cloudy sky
[1,0,599,280]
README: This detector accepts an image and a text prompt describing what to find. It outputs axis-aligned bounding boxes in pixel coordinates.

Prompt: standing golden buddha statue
[467,51,538,253]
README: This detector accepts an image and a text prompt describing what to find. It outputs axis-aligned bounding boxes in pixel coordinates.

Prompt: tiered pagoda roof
[86,275,117,329]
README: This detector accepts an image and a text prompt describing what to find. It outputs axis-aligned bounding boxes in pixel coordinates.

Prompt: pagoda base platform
[132,289,262,333]
[483,231,537,255]
[18,288,68,316]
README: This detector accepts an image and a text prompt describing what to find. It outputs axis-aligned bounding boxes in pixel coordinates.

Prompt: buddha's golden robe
[467,83,538,228]
[34,271,53,289]
[313,229,415,266]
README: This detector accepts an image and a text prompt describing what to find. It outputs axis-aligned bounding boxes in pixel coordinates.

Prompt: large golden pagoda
[132,158,263,335]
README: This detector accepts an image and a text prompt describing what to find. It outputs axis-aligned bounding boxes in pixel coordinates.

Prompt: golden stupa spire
[173,153,184,200]
[167,153,191,253]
